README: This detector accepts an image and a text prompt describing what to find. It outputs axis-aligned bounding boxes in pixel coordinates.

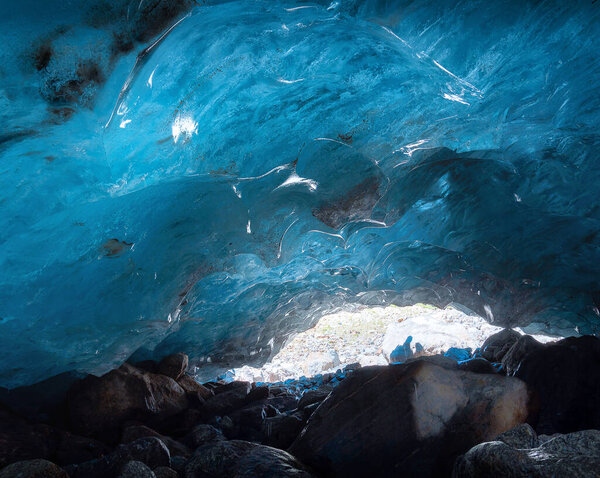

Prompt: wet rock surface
[0,332,599,477]
[513,335,600,434]
[290,361,530,477]
[454,426,600,477]
[184,440,314,478]
[65,437,170,478]
[67,363,189,439]
[0,459,68,478]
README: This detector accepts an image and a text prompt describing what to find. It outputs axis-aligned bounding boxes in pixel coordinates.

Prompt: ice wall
[0,0,599,386]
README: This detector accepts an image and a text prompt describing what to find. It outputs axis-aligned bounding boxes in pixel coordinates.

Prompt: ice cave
[0,1,599,477]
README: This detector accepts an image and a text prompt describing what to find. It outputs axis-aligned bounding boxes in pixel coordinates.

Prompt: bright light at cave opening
[229,304,564,384]
[171,115,198,143]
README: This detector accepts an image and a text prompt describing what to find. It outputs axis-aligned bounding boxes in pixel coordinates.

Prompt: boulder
[406,354,459,370]
[184,440,313,477]
[68,363,189,439]
[457,358,497,375]
[0,406,109,468]
[133,361,159,374]
[0,459,68,478]
[183,424,225,449]
[213,381,251,396]
[157,354,189,381]
[501,335,544,376]
[480,329,522,363]
[495,423,538,449]
[262,413,304,450]
[453,429,600,477]
[154,467,179,478]
[513,335,600,434]
[203,382,250,417]
[177,375,213,401]
[122,425,191,458]
[0,407,58,468]
[290,361,530,477]
[65,437,170,478]
[170,456,187,475]
[54,431,111,466]
[297,389,330,410]
[117,460,156,478]
[245,385,270,403]
[154,408,204,437]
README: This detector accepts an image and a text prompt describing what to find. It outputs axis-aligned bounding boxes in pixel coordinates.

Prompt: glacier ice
[0,0,599,386]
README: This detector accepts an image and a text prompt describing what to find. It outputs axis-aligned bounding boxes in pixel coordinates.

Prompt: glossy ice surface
[0,0,599,386]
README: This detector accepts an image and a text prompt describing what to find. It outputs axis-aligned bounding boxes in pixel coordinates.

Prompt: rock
[303,351,340,376]
[513,335,600,434]
[203,382,250,417]
[495,423,538,449]
[68,363,189,439]
[501,335,544,376]
[406,353,459,369]
[177,375,213,401]
[154,467,179,478]
[183,424,225,449]
[66,437,170,478]
[170,456,187,475]
[0,406,109,468]
[453,429,600,477]
[117,461,156,478]
[54,431,111,466]
[184,440,313,477]
[157,354,189,381]
[133,361,159,374]
[297,389,330,410]
[262,413,304,449]
[246,385,269,403]
[290,361,530,477]
[480,329,521,363]
[0,407,58,467]
[457,358,497,374]
[0,371,84,422]
[122,425,191,458]
[214,381,251,396]
[227,404,267,439]
[0,459,68,478]
[155,409,204,437]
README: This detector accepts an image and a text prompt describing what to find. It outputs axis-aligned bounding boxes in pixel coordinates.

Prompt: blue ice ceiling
[1,0,599,386]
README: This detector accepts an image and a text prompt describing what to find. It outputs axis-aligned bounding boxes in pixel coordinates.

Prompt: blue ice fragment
[444,347,473,362]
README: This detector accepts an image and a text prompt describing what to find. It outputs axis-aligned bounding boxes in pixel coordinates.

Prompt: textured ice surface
[0,0,599,386]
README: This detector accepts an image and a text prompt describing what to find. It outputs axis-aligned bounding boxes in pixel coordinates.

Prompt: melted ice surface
[0,0,599,386]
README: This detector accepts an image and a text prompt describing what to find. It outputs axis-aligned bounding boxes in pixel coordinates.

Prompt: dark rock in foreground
[68,363,189,439]
[157,353,189,381]
[117,460,156,478]
[0,459,68,478]
[0,406,109,468]
[454,425,600,477]
[290,360,530,478]
[512,335,600,434]
[184,440,314,477]
[480,329,521,363]
[65,437,170,478]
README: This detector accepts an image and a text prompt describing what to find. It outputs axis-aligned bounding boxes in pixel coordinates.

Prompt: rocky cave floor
[1,319,600,477]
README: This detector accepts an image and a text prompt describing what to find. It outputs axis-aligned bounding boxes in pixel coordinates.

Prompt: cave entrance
[228,303,560,384]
